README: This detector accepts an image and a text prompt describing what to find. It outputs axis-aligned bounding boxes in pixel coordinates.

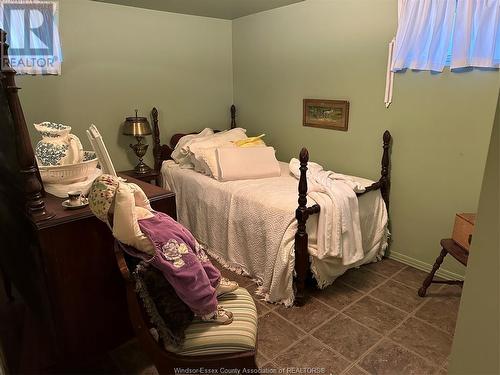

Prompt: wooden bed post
[355,130,392,207]
[0,29,53,221]
[230,105,236,129]
[380,130,391,210]
[294,148,320,306]
[152,107,161,171]
[295,148,309,306]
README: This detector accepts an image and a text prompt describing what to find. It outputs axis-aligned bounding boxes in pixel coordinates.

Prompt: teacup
[67,190,83,206]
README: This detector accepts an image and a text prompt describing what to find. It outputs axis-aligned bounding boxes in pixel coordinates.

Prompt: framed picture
[303,99,350,131]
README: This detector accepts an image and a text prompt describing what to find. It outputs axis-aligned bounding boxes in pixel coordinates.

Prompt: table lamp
[123,109,152,174]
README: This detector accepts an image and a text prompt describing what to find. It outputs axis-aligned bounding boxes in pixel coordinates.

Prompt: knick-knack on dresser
[34,122,84,166]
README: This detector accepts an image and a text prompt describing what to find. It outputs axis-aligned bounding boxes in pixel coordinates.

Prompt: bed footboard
[294,130,392,306]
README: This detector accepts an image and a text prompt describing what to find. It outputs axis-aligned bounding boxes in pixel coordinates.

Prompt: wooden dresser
[32,175,175,369]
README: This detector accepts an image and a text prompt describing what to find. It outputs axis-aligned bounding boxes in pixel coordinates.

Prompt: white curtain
[384,0,500,107]
[0,0,62,75]
[451,0,500,69]
[392,0,457,72]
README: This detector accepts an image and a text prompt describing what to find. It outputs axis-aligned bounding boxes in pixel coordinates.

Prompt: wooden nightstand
[120,168,160,185]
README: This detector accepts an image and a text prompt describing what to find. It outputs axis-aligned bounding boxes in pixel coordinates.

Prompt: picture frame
[303,99,350,131]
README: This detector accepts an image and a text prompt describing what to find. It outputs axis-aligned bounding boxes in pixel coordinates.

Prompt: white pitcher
[34,122,84,166]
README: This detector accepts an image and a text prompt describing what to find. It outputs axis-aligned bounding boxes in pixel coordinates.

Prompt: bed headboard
[152,105,236,171]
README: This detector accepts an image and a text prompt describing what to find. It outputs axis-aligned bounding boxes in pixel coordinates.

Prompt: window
[385,0,499,107]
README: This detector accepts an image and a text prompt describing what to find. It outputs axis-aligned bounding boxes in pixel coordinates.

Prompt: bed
[151,106,392,306]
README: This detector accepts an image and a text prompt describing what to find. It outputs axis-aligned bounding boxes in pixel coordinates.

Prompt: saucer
[62,198,89,210]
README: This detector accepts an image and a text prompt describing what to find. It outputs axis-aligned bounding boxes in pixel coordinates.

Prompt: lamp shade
[123,110,151,136]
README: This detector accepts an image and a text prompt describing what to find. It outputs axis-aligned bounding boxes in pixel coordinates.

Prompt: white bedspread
[162,161,389,306]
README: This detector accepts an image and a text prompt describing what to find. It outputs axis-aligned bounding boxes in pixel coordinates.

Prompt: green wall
[232,0,499,276]
[16,0,499,277]
[19,0,233,171]
[449,92,499,375]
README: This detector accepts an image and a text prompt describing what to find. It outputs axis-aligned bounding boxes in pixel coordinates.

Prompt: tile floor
[106,258,461,375]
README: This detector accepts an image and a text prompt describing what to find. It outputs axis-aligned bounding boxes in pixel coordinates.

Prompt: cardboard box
[452,213,476,251]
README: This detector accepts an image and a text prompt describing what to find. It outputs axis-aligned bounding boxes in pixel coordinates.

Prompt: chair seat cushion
[166,287,257,356]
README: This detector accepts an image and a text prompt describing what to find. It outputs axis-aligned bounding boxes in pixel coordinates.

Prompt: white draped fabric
[392,0,456,72]
[451,0,500,69]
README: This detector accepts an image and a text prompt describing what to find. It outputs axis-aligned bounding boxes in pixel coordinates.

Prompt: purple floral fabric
[137,211,221,316]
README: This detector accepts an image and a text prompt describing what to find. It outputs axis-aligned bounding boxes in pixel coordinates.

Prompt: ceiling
[93,0,304,20]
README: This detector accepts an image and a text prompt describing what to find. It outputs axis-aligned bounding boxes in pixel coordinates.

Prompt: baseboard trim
[388,251,465,281]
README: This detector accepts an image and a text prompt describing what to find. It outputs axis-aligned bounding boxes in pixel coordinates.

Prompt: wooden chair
[418,238,468,297]
[113,241,258,374]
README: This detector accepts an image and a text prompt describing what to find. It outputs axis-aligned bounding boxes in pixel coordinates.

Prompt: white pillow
[188,128,247,155]
[188,128,247,177]
[193,143,236,179]
[171,128,214,166]
[216,147,281,181]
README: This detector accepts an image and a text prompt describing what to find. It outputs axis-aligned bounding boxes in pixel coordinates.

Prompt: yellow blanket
[232,134,266,147]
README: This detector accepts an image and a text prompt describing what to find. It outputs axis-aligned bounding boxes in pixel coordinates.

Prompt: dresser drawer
[452,213,476,251]
[150,192,176,220]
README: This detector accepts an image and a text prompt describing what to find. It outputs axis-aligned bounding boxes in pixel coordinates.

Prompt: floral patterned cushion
[88,174,120,223]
